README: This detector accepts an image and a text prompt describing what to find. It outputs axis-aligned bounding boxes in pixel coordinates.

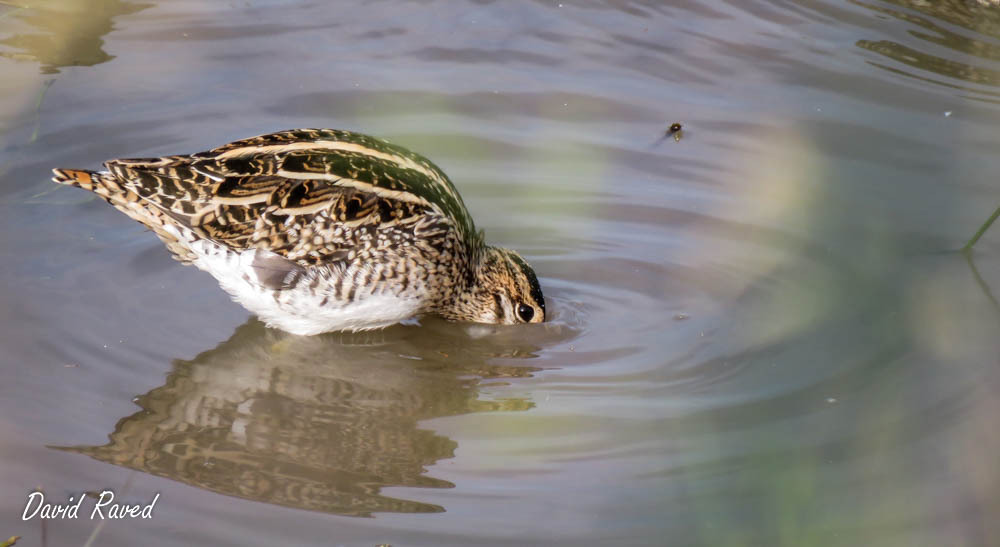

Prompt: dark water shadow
[0,0,151,74]
[51,319,547,517]
[965,249,1000,315]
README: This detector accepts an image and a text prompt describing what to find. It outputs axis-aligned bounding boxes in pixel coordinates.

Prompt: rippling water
[2,0,999,545]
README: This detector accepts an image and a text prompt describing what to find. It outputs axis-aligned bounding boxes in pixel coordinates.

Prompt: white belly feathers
[179,234,423,335]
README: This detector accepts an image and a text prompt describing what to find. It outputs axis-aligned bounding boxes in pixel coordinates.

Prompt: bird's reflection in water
[55,319,546,517]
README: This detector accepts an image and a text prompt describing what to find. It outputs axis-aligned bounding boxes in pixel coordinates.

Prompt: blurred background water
[1,0,999,545]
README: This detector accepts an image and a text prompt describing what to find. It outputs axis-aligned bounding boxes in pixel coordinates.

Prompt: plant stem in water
[963,205,1000,251]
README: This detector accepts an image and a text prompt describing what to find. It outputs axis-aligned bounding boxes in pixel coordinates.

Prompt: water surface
[1,0,999,545]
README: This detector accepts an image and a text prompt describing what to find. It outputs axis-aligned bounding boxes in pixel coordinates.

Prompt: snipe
[53,129,545,335]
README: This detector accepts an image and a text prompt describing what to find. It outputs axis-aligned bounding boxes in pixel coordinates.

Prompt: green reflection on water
[854,0,1000,93]
[54,320,540,517]
[0,0,150,74]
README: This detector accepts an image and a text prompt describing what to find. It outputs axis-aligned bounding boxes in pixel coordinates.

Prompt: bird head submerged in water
[52,128,545,335]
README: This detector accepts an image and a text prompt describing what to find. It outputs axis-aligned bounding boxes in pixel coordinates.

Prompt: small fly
[652,122,684,147]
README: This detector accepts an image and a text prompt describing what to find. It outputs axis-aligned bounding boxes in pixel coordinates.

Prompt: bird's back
[53,128,477,265]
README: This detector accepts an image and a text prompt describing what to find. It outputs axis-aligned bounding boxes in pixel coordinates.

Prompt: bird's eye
[516,303,534,322]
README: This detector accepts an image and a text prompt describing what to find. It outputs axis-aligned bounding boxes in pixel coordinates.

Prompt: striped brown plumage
[53,129,545,334]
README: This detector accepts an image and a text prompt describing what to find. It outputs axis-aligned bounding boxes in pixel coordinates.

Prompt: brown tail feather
[51,168,124,195]
[52,168,198,264]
